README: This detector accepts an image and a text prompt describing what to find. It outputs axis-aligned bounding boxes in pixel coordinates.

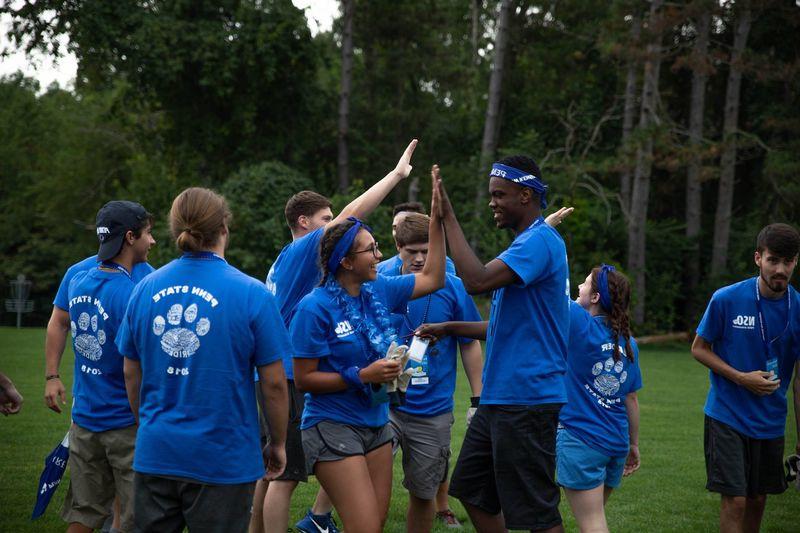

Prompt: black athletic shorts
[704,415,787,497]
[449,403,563,531]
[133,472,255,533]
[257,379,308,482]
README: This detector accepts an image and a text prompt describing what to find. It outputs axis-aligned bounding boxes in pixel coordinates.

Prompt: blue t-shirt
[67,268,136,432]
[483,217,570,405]
[377,254,457,276]
[388,273,482,417]
[54,255,154,310]
[291,274,416,429]
[696,277,800,439]
[265,228,324,379]
[559,301,642,457]
[116,254,292,484]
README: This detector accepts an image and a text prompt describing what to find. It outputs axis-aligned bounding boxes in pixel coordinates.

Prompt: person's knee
[721,495,747,516]
[266,480,298,499]
[745,494,767,510]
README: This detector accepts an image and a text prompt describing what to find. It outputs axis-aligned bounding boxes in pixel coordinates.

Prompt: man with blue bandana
[431,157,570,532]
[257,140,419,533]
[692,223,800,533]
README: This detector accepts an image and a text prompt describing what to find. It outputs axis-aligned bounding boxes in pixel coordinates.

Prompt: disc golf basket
[5,274,34,328]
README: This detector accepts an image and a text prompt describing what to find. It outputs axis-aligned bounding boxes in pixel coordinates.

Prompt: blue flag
[31,432,69,520]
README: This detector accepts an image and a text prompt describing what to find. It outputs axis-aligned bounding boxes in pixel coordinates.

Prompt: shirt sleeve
[377,274,416,314]
[496,230,550,287]
[250,285,293,367]
[53,269,75,310]
[289,297,332,359]
[115,287,141,361]
[451,276,483,344]
[696,292,725,344]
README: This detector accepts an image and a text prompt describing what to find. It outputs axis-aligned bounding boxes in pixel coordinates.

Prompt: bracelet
[470,396,480,408]
[46,374,60,381]
[341,367,365,389]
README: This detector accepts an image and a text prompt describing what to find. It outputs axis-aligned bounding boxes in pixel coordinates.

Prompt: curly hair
[590,267,634,362]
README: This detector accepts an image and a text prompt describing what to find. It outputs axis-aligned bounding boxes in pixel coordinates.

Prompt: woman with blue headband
[557,265,642,533]
[290,178,445,533]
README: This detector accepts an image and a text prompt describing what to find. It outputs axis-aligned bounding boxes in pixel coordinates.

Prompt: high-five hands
[394,139,419,180]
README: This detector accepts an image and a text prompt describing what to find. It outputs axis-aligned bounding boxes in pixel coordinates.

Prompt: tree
[685,1,714,314]
[627,0,664,325]
[711,1,752,278]
[337,0,355,193]
[620,7,643,213]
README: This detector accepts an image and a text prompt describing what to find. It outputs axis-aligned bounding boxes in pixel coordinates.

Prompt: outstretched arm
[433,170,517,294]
[332,139,418,225]
[416,320,489,343]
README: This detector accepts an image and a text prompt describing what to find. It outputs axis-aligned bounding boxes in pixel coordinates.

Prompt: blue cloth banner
[31,432,69,520]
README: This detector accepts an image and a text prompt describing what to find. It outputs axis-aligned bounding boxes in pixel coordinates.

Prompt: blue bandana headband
[327,217,373,276]
[597,264,616,312]
[489,162,548,209]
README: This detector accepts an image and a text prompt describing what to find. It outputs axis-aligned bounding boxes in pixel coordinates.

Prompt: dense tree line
[1,0,798,332]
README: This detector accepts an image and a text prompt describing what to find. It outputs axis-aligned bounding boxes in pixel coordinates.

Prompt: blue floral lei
[324,276,397,362]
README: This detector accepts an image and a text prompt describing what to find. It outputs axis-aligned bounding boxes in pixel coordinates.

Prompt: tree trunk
[475,0,513,214]
[711,2,752,278]
[337,0,355,194]
[620,10,642,213]
[471,0,481,62]
[685,5,712,318]
[627,0,664,325]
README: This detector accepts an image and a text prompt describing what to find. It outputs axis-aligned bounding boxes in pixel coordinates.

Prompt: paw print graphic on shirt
[591,356,628,397]
[72,311,105,361]
[152,303,210,358]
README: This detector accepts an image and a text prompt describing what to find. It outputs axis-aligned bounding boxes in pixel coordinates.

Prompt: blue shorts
[556,428,625,490]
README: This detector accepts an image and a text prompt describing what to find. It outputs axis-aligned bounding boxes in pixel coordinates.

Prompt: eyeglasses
[351,241,380,259]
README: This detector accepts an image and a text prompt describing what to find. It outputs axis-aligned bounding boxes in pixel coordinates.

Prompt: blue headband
[597,264,616,312]
[489,162,548,209]
[327,217,373,276]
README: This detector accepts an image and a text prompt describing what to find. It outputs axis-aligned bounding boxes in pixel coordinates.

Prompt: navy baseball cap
[95,201,149,261]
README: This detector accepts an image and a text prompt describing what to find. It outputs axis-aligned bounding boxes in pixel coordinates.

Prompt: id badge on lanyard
[754,278,791,381]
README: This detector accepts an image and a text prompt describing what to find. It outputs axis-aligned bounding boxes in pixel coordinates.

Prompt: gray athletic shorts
[301,421,393,475]
[389,410,454,499]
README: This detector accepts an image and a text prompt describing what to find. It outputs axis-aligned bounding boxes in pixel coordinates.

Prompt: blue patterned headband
[489,162,548,209]
[327,217,373,276]
[597,264,616,312]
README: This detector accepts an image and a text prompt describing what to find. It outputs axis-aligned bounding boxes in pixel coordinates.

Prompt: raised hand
[431,164,453,219]
[545,206,574,227]
[394,139,419,179]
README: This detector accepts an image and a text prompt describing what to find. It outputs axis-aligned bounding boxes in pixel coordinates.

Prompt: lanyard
[397,262,433,334]
[100,261,131,279]
[182,251,226,263]
[754,277,791,361]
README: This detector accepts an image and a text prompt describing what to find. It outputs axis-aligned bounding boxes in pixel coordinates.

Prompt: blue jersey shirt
[560,301,642,457]
[67,268,137,432]
[483,217,570,405]
[697,277,800,439]
[291,274,416,429]
[55,255,154,310]
[265,228,324,379]
[116,254,292,484]
[377,254,456,276]
[387,273,482,417]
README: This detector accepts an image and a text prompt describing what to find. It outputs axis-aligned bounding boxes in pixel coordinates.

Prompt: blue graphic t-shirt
[697,277,800,439]
[559,301,642,457]
[291,274,416,429]
[387,273,482,417]
[54,255,154,310]
[67,268,136,432]
[116,254,292,484]
[482,217,570,405]
[377,254,456,276]
[265,228,324,379]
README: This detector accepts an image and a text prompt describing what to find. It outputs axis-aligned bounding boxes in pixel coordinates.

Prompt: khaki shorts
[389,410,454,499]
[61,423,136,531]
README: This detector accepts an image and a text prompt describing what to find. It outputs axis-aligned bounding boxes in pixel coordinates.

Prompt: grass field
[1,327,797,532]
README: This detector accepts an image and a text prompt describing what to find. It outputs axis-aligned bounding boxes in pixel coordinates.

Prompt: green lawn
[0,328,797,532]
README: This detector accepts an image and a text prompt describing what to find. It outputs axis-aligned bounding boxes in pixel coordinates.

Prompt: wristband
[341,366,364,389]
[46,374,61,381]
[470,396,480,408]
